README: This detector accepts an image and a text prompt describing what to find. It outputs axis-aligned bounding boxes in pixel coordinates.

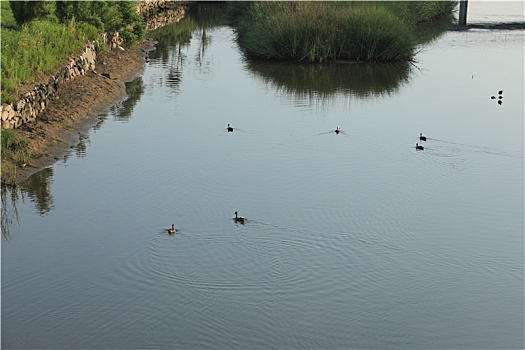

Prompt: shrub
[55,0,145,45]
[9,0,52,26]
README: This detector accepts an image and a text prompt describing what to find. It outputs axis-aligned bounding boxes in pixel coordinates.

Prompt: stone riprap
[1,44,97,129]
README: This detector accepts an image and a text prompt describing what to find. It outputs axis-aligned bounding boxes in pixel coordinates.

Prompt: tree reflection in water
[20,167,55,216]
[1,167,54,239]
[1,186,20,241]
[112,76,145,122]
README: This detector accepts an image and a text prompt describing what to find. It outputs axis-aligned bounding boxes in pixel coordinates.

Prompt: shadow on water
[449,22,525,31]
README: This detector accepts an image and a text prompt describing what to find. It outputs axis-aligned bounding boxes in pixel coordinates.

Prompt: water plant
[229,1,457,63]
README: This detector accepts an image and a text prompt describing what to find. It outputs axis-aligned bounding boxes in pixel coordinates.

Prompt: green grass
[1,129,30,165]
[229,1,457,63]
[1,1,102,103]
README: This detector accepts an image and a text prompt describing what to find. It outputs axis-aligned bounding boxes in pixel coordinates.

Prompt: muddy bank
[3,40,156,186]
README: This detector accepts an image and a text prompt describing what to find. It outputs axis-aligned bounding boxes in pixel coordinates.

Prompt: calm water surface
[2,8,524,350]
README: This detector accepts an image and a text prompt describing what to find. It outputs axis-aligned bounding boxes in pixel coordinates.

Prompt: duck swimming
[168,223,176,234]
[419,133,427,141]
[227,124,234,132]
[415,143,424,151]
[335,127,341,134]
[234,211,245,224]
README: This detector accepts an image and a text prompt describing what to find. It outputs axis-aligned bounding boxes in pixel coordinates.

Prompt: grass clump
[1,129,30,166]
[1,129,31,185]
[229,1,457,63]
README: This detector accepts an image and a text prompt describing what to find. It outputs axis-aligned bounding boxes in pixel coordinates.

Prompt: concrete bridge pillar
[459,0,468,26]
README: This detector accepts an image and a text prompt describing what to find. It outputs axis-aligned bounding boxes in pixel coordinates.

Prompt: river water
[2,5,524,349]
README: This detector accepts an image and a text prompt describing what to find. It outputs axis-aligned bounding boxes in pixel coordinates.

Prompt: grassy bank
[1,1,94,185]
[0,1,100,104]
[1,0,145,186]
[1,0,144,104]
[229,1,457,62]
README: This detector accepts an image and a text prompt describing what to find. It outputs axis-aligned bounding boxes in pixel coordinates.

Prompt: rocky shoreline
[3,39,156,186]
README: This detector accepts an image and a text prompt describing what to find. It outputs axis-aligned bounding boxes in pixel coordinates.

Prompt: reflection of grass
[230,1,456,62]
[1,187,21,241]
[248,60,412,102]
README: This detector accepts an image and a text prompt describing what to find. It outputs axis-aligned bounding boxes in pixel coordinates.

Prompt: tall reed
[230,1,456,63]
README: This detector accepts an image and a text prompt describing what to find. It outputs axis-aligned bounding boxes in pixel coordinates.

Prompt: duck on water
[234,211,245,224]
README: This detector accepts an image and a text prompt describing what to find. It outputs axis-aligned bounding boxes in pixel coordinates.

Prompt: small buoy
[498,95,503,99]
[498,90,503,95]
[491,96,496,99]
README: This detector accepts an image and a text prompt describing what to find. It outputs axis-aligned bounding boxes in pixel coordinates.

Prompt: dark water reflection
[247,60,412,100]
[19,167,54,215]
[112,76,145,122]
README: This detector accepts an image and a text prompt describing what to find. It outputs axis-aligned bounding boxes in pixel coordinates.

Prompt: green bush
[55,0,145,45]
[9,1,52,26]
